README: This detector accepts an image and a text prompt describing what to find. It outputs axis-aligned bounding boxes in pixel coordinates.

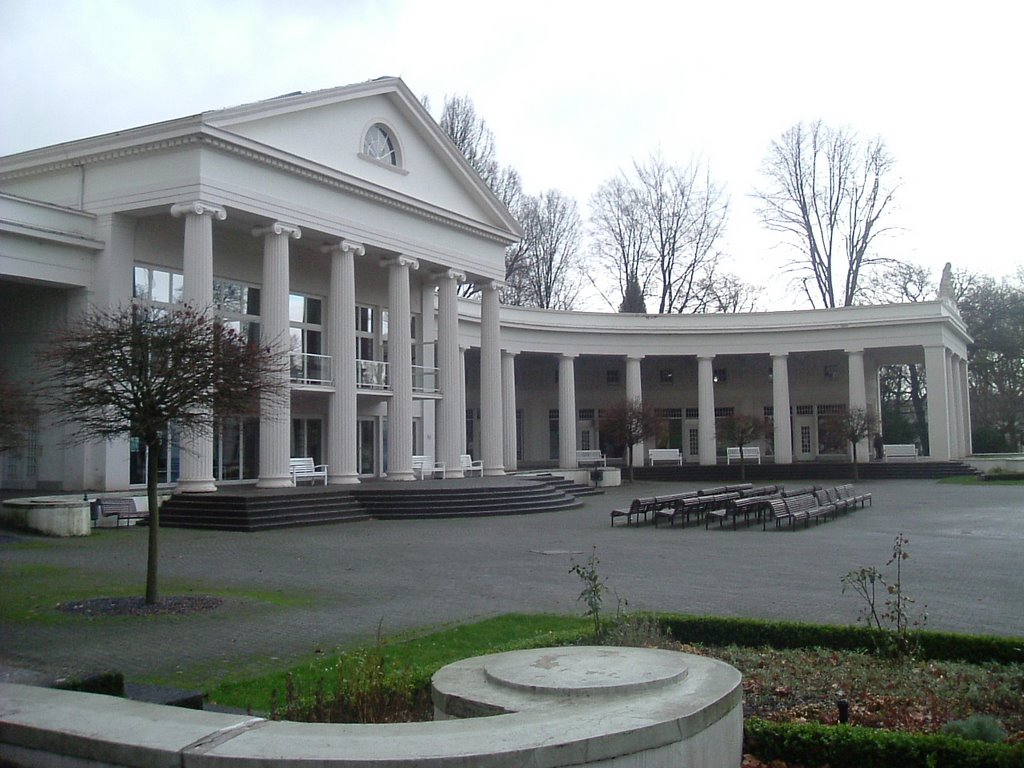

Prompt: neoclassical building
[0,78,972,493]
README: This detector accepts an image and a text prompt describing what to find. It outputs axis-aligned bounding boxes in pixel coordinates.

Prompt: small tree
[598,398,663,481]
[43,304,286,604]
[823,407,880,479]
[717,414,765,481]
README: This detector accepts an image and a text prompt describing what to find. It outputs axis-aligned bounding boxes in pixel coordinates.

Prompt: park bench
[290,457,328,485]
[836,483,872,508]
[652,491,697,527]
[576,450,606,467]
[647,448,682,465]
[783,494,835,528]
[98,497,148,527]
[883,444,918,461]
[610,496,657,526]
[726,446,761,464]
[459,454,484,476]
[412,455,446,479]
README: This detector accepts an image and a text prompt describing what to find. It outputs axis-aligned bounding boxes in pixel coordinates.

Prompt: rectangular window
[578,408,595,421]
[685,407,699,419]
[713,368,727,384]
[688,428,699,456]
[659,369,674,383]
[549,409,559,460]
[714,406,735,418]
[796,405,814,416]
[606,369,620,384]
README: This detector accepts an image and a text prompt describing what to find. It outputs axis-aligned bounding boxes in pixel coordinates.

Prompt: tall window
[134,265,183,305]
[215,279,260,341]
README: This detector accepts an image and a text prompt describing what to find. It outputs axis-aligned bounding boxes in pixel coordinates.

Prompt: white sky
[2,0,1021,310]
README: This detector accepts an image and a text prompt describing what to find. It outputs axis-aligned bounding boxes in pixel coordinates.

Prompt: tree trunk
[145,439,161,605]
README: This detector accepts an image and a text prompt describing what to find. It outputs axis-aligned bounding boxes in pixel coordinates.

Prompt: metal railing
[290,352,333,386]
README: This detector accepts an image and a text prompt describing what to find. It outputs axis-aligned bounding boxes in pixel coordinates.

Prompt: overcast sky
[2,0,1020,310]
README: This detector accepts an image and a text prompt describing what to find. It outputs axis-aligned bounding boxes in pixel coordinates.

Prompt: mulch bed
[57,595,223,617]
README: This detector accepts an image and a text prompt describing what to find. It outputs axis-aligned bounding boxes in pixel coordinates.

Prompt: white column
[436,271,465,477]
[559,354,578,468]
[502,351,518,471]
[385,255,418,481]
[959,358,973,456]
[626,356,644,467]
[479,281,505,476]
[771,353,793,464]
[924,345,952,460]
[697,356,716,465]
[459,346,468,455]
[420,282,438,462]
[948,353,966,459]
[323,240,362,484]
[847,349,869,461]
[170,200,226,493]
[254,222,301,488]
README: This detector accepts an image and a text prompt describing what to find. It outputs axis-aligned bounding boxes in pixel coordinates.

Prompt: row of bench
[611,483,871,531]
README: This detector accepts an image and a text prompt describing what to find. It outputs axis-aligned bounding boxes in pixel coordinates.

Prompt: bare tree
[822,407,880,479]
[718,414,765,481]
[755,120,898,308]
[0,369,34,453]
[506,190,584,310]
[598,398,664,482]
[590,176,652,309]
[43,304,287,604]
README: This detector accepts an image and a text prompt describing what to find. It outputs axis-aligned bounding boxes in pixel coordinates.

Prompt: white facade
[0,79,973,492]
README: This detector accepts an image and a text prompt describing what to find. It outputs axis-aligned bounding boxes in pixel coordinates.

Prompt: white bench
[726,446,761,464]
[648,448,682,466]
[883,444,918,461]
[576,450,606,467]
[290,457,328,485]
[460,454,484,476]
[412,455,446,479]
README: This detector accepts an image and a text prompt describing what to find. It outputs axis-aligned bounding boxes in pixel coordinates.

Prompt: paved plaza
[1,478,1021,687]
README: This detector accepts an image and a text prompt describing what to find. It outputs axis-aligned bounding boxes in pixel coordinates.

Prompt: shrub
[942,715,1008,743]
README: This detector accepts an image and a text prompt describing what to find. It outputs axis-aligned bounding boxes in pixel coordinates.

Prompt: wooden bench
[412,455,446,479]
[97,497,148,527]
[726,446,761,464]
[836,483,872,508]
[782,494,835,528]
[648,448,682,466]
[290,457,328,485]
[883,444,918,461]
[652,491,697,527]
[576,450,606,467]
[710,496,774,530]
[459,454,483,477]
[610,497,657,526]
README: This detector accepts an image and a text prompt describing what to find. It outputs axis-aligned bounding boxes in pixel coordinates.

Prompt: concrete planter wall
[0,497,91,537]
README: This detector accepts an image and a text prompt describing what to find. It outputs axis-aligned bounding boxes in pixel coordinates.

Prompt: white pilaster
[385,255,418,481]
[698,356,716,465]
[847,349,869,461]
[626,356,644,467]
[559,354,578,468]
[255,221,301,488]
[924,345,951,460]
[771,353,793,464]
[479,281,505,476]
[459,346,468,456]
[324,240,362,484]
[171,200,226,493]
[436,271,465,476]
[959,358,973,456]
[948,353,964,459]
[502,350,518,471]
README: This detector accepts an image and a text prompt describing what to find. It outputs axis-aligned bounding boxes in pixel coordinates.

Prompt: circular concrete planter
[1,496,91,537]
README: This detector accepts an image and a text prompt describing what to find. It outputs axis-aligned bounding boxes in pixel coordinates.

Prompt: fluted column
[959,358,973,456]
[385,255,418,481]
[924,345,951,460]
[170,200,226,493]
[697,356,716,465]
[324,240,362,484]
[948,353,965,459]
[420,282,438,461]
[626,356,644,467]
[479,281,505,476]
[558,354,578,468]
[254,221,301,488]
[436,271,465,477]
[459,346,468,455]
[847,349,869,461]
[771,353,793,464]
[502,350,518,471]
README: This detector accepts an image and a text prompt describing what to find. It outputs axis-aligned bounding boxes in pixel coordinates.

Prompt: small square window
[713,368,727,384]
[659,369,673,383]
[606,369,620,384]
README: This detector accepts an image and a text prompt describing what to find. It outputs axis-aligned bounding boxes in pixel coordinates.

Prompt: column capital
[475,279,505,293]
[322,239,365,257]
[431,268,466,283]
[845,347,865,356]
[502,348,519,358]
[560,352,579,360]
[381,254,419,270]
[697,354,715,363]
[253,222,301,239]
[770,351,789,359]
[170,200,226,220]
[626,354,645,362]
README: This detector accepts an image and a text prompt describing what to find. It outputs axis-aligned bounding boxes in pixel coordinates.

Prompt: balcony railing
[357,359,389,390]
[413,365,439,394]
[290,352,333,386]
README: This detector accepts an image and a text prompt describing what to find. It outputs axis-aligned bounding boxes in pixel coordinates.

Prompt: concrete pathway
[1,478,1021,688]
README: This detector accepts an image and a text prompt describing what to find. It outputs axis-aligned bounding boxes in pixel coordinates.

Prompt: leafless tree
[506,190,584,310]
[717,414,765,481]
[590,176,653,308]
[0,369,34,453]
[822,407,880,479]
[43,304,287,604]
[599,398,664,482]
[755,120,898,308]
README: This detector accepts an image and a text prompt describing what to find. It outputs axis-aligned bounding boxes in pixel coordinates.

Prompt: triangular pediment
[205,78,521,239]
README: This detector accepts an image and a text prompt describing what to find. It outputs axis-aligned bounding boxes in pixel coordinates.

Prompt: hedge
[657,614,1024,664]
[745,719,1024,768]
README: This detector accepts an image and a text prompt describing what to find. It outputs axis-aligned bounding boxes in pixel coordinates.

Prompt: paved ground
[1,478,1021,690]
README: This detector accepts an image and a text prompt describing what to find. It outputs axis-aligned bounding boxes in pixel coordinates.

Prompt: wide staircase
[159,476,586,531]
